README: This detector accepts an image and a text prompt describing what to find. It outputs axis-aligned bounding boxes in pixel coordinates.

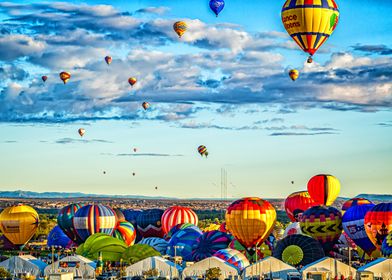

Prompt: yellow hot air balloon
[173,21,188,38]
[59,72,71,84]
[289,69,299,81]
[307,174,340,206]
[0,204,39,246]
[281,0,339,62]
[226,197,276,248]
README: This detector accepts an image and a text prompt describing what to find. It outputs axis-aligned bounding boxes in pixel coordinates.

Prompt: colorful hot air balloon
[142,102,150,110]
[136,209,164,238]
[191,230,232,261]
[300,205,342,253]
[213,249,250,271]
[381,231,392,258]
[283,222,302,237]
[73,204,118,242]
[114,208,126,222]
[365,203,392,250]
[209,0,225,17]
[226,197,276,249]
[0,204,39,247]
[288,69,299,81]
[78,128,85,137]
[128,77,137,86]
[57,203,84,244]
[197,145,208,157]
[41,76,48,82]
[173,21,187,38]
[167,227,203,261]
[138,237,169,255]
[281,0,339,62]
[229,235,274,262]
[47,225,75,248]
[307,174,341,206]
[342,198,373,213]
[123,209,143,242]
[273,234,325,267]
[342,204,377,256]
[59,71,71,84]
[122,244,161,264]
[161,206,198,235]
[113,221,136,246]
[164,223,196,240]
[284,191,318,222]
[104,56,112,65]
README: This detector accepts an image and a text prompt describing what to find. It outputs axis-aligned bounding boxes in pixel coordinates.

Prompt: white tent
[0,255,47,277]
[44,255,96,279]
[358,258,392,280]
[125,256,181,278]
[300,257,357,279]
[182,257,239,280]
[242,256,298,279]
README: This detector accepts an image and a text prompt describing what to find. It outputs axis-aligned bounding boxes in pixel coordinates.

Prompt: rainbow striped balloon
[213,249,250,271]
[57,203,84,244]
[161,206,198,235]
[113,221,136,246]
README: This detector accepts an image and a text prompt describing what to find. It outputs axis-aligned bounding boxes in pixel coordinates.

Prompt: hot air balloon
[202,223,221,232]
[300,205,342,253]
[123,209,143,242]
[161,206,198,235]
[142,102,150,110]
[167,227,203,261]
[213,249,250,271]
[289,69,299,81]
[281,0,339,62]
[136,209,164,238]
[59,72,71,84]
[273,222,285,241]
[104,56,112,65]
[342,204,377,256]
[307,174,341,206]
[122,244,161,264]
[164,223,196,241]
[365,203,392,250]
[133,148,137,153]
[132,172,136,176]
[57,203,84,244]
[284,191,318,222]
[219,222,227,233]
[112,221,136,246]
[41,76,48,82]
[78,128,85,137]
[47,225,75,248]
[191,230,232,261]
[0,205,39,247]
[173,21,187,38]
[273,234,325,267]
[138,237,168,255]
[0,235,17,250]
[229,235,274,262]
[381,231,392,258]
[283,222,302,238]
[209,0,225,17]
[226,197,276,250]
[197,145,208,157]
[114,208,125,222]
[73,205,117,242]
[342,198,373,214]
[128,77,137,86]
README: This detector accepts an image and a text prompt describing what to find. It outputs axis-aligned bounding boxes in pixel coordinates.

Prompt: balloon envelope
[364,203,392,250]
[138,237,168,255]
[285,191,317,222]
[342,198,373,213]
[307,174,340,206]
[381,231,392,258]
[112,221,136,246]
[173,21,187,38]
[57,203,84,244]
[136,209,164,238]
[59,72,71,84]
[209,0,225,16]
[191,230,232,261]
[161,206,198,235]
[122,244,161,264]
[47,225,75,248]
[167,227,202,261]
[213,249,250,271]
[283,222,302,238]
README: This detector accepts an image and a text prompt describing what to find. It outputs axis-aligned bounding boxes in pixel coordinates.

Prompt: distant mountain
[355,194,392,202]
[0,190,176,200]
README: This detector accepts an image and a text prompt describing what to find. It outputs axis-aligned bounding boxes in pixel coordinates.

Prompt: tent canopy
[125,256,181,278]
[44,255,96,279]
[242,256,298,279]
[183,256,238,280]
[0,255,47,277]
[301,257,357,278]
[358,258,392,280]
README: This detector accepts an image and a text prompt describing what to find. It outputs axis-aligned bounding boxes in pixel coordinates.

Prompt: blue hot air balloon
[192,230,232,261]
[167,227,202,261]
[209,0,225,17]
[123,209,143,242]
[138,237,169,255]
[136,209,164,238]
[48,226,75,248]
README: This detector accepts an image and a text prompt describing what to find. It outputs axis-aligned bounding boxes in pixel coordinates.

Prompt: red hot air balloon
[364,203,392,250]
[342,197,373,213]
[105,56,112,65]
[41,76,48,82]
[307,174,340,206]
[284,191,318,222]
[128,77,137,86]
[161,206,198,235]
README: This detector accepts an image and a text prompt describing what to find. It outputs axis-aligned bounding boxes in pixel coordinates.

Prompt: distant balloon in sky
[105,56,112,65]
[209,0,225,17]
[41,76,48,82]
[78,128,85,137]
[59,71,71,84]
[133,148,137,153]
[198,145,208,157]
[289,69,299,81]
[103,171,106,174]
[173,21,187,38]
[142,102,150,110]
[132,172,136,176]
[128,77,137,86]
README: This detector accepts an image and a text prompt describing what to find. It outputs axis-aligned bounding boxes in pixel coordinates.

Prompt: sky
[0,0,391,199]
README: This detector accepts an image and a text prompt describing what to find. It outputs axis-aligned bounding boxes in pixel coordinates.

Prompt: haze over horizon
[0,0,391,199]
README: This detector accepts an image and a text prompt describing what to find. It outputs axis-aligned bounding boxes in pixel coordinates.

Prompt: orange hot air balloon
[225,197,276,248]
[173,21,188,38]
[59,72,71,84]
[284,191,318,222]
[0,204,39,246]
[128,77,137,86]
[289,69,299,81]
[105,56,112,65]
[365,203,392,250]
[78,128,85,137]
[41,76,48,82]
[142,102,150,110]
[307,174,340,206]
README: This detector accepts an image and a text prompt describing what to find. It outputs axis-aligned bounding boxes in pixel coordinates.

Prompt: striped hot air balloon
[284,191,318,222]
[112,221,136,246]
[342,198,373,213]
[213,249,250,271]
[173,21,187,38]
[58,203,84,244]
[192,230,232,261]
[59,71,71,84]
[307,174,341,206]
[197,145,208,157]
[364,203,392,250]
[73,205,117,242]
[161,206,198,235]
[138,237,168,255]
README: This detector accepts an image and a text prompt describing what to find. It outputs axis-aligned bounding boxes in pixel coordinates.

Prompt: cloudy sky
[0,0,391,199]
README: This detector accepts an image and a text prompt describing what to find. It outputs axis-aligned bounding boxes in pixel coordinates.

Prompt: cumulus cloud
[0,35,46,61]
[352,44,392,56]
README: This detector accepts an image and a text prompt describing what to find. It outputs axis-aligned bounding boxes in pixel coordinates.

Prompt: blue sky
[0,0,391,199]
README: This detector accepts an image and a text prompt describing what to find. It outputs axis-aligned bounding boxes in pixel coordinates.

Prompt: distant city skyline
[0,0,391,198]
